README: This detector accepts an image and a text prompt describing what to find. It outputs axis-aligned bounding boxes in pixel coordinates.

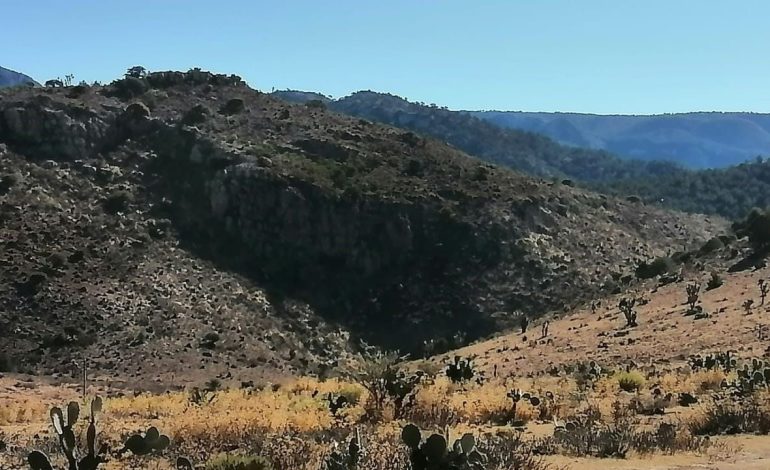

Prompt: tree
[126,66,148,79]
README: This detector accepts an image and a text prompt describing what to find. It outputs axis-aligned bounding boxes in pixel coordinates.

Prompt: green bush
[205,454,273,470]
[616,371,646,392]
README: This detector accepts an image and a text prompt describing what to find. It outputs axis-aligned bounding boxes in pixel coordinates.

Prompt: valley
[0,69,769,470]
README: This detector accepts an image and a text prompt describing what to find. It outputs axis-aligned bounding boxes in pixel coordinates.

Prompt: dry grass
[3,363,770,469]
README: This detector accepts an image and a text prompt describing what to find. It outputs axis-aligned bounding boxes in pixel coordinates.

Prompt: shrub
[305,99,327,110]
[220,98,246,115]
[692,369,727,392]
[616,371,646,392]
[352,342,409,420]
[0,352,15,373]
[550,404,633,458]
[688,396,770,436]
[205,454,273,470]
[200,332,221,349]
[479,433,551,470]
[182,104,210,124]
[0,173,18,195]
[546,402,708,458]
[335,382,364,407]
[636,256,677,279]
[706,271,723,290]
[103,190,133,214]
[733,208,770,252]
[109,76,149,100]
[698,237,724,255]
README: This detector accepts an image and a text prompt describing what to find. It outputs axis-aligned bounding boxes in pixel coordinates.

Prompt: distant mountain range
[0,66,38,88]
[472,111,770,169]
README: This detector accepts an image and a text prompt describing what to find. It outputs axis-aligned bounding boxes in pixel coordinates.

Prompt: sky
[3,0,770,114]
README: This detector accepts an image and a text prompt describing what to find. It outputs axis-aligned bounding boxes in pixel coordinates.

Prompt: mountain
[0,66,38,88]
[473,111,770,169]
[274,90,770,220]
[0,70,724,381]
[274,90,683,183]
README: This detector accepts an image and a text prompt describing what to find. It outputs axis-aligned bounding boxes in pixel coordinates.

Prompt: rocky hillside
[475,111,770,169]
[274,90,770,220]
[272,90,682,183]
[0,66,38,88]
[0,70,727,384]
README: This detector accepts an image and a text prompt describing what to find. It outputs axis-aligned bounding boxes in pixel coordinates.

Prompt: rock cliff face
[0,72,727,381]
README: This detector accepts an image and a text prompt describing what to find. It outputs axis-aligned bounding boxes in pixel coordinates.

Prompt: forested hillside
[593,158,770,219]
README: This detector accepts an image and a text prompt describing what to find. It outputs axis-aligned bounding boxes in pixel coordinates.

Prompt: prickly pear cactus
[27,396,106,470]
[401,424,486,470]
[123,426,170,456]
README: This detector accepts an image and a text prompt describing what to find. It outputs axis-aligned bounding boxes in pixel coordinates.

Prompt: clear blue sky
[4,0,769,114]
